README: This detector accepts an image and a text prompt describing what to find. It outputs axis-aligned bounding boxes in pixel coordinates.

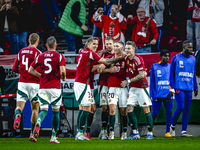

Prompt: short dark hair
[160,49,170,57]
[29,33,39,45]
[46,36,57,49]
[105,36,114,42]
[125,41,136,48]
[182,40,192,48]
[114,40,124,46]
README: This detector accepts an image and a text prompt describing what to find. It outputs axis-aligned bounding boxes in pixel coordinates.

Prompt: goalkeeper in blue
[170,40,198,137]
[150,49,174,137]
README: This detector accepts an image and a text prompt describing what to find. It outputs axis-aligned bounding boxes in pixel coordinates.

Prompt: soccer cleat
[33,122,40,138]
[98,130,104,139]
[170,125,175,137]
[121,132,127,140]
[84,132,91,140]
[125,133,140,140]
[13,114,21,130]
[181,132,193,137]
[75,132,90,140]
[108,131,114,140]
[29,133,37,142]
[146,133,153,140]
[102,130,108,140]
[165,132,172,137]
[50,136,60,143]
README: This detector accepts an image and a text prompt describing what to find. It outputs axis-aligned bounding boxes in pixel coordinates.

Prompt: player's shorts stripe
[51,94,62,105]
[99,85,103,94]
[141,79,151,99]
[38,95,49,105]
[17,89,28,98]
[77,82,88,105]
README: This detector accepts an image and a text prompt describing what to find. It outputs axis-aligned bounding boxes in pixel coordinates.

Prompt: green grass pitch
[1,137,200,150]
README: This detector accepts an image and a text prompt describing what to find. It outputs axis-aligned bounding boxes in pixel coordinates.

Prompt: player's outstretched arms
[101,66,119,73]
[91,64,106,73]
[60,65,66,81]
[121,71,147,88]
[28,66,41,77]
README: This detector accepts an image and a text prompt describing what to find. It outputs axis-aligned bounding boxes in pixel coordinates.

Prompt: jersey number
[22,55,28,70]
[44,58,52,74]
[77,54,82,67]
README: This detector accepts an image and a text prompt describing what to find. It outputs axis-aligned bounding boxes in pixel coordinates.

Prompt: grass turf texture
[1,137,200,150]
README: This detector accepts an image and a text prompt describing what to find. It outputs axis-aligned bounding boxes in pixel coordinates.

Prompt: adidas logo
[143,102,147,105]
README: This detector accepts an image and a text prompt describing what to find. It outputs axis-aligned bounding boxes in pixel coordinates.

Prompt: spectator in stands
[16,0,31,49]
[139,0,165,52]
[91,4,127,49]
[92,0,117,37]
[127,7,159,53]
[0,0,19,54]
[59,0,90,54]
[187,0,200,52]
[120,0,138,41]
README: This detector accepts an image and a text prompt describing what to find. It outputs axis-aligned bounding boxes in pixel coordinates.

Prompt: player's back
[18,46,41,83]
[75,48,101,84]
[37,50,64,89]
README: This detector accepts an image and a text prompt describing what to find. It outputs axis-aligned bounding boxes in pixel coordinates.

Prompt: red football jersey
[99,53,115,86]
[91,12,127,48]
[31,50,66,89]
[125,54,148,88]
[107,56,127,88]
[75,47,101,84]
[12,46,41,83]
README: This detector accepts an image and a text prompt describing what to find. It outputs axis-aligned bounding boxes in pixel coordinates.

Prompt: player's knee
[102,105,108,112]
[109,108,116,115]
[126,105,134,113]
[91,105,96,113]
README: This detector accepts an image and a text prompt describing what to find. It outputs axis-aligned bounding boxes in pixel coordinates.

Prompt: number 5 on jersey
[44,58,52,74]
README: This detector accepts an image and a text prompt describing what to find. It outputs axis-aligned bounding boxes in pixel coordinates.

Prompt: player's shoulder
[134,54,144,64]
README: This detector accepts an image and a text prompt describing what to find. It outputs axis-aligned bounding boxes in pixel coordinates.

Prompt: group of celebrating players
[11,32,198,143]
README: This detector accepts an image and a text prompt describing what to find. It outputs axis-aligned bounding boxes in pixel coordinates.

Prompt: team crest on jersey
[127,60,129,64]
[109,99,112,103]
[122,62,125,67]
[157,70,162,77]
[132,64,135,69]
[102,100,106,103]
[110,22,115,27]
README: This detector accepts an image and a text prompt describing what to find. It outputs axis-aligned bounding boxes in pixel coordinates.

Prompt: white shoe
[170,125,175,137]
[121,132,127,140]
[98,130,104,139]
[102,130,108,140]
[109,131,114,140]
[181,132,193,137]
[75,132,90,140]
[50,136,60,143]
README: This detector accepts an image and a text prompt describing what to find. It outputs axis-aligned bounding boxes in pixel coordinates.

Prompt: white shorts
[108,87,128,108]
[127,87,152,107]
[74,82,93,106]
[38,89,62,109]
[99,85,108,106]
[90,89,95,105]
[17,82,39,103]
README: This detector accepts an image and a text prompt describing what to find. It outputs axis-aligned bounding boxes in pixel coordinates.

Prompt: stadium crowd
[0,0,199,144]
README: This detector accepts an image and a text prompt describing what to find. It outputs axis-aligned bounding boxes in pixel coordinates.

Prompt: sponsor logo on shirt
[179,72,193,77]
[157,81,169,85]
[179,61,184,68]
[157,70,162,77]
